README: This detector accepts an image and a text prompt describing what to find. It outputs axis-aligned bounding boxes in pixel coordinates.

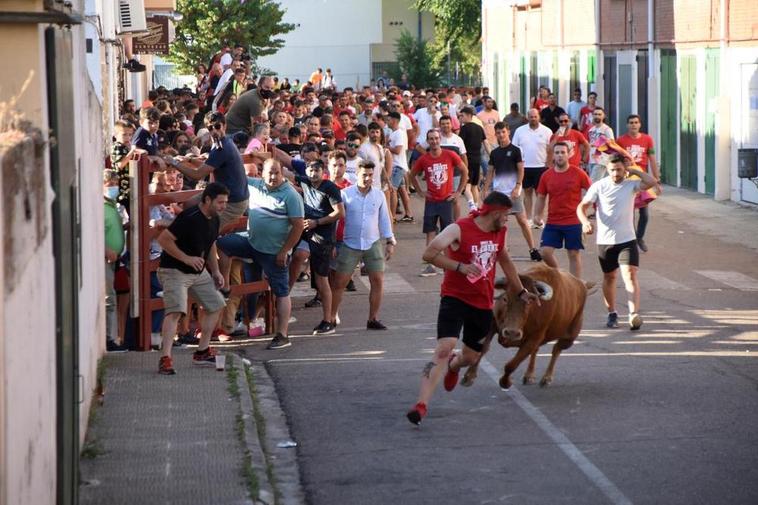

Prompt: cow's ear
[494,277,508,290]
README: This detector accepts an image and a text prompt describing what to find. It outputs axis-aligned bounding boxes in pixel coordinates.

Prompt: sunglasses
[211,123,224,130]
[559,120,570,123]
[347,143,360,148]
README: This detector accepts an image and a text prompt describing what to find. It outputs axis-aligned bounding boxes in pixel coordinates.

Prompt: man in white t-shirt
[344,132,365,185]
[413,94,441,146]
[511,109,553,225]
[387,112,414,223]
[578,155,657,331]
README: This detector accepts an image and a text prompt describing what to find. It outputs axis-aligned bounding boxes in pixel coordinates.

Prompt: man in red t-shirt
[579,92,598,137]
[534,142,592,278]
[616,114,660,252]
[406,191,537,425]
[411,129,468,276]
[548,112,590,169]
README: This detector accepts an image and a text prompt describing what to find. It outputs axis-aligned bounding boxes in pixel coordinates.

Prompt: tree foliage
[412,0,481,81]
[168,0,294,74]
[393,30,441,89]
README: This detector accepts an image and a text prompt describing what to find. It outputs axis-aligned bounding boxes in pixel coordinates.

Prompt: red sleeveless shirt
[440,216,507,310]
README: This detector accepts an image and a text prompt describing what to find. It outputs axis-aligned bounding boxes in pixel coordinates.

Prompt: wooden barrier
[130,154,274,351]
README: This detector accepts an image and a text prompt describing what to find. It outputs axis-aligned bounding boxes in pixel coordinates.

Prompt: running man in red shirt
[615,114,660,252]
[411,129,468,277]
[534,142,593,278]
[406,191,537,425]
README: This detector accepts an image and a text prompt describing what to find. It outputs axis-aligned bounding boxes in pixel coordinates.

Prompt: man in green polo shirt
[104,169,127,352]
[217,159,305,349]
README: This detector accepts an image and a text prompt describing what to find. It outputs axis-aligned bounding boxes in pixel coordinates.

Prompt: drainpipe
[594,0,600,96]
[715,0,731,200]
[647,0,657,152]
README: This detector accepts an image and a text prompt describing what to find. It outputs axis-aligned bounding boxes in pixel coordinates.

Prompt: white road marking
[636,269,691,291]
[695,270,758,291]
[478,358,634,505]
[359,272,415,293]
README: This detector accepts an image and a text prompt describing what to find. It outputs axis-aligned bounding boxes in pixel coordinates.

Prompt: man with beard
[406,191,538,424]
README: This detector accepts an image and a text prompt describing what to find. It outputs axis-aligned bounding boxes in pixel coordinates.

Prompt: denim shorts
[422,200,454,234]
[540,223,584,250]
[216,234,290,297]
[390,166,406,189]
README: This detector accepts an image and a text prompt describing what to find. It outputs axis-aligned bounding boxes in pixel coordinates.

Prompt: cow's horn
[534,281,554,301]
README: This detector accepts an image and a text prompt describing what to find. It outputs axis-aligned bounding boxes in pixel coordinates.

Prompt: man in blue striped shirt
[329,160,396,330]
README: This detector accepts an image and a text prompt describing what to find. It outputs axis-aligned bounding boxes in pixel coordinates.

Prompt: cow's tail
[584,281,599,297]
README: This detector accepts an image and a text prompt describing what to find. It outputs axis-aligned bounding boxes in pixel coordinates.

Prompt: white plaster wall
[71,6,106,446]
[256,0,382,86]
[2,149,57,505]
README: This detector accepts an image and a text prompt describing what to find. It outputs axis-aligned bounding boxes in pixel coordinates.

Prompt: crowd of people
[101,44,661,386]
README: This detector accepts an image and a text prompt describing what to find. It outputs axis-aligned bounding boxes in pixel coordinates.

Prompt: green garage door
[659,50,678,185]
[704,49,719,195]
[679,55,698,190]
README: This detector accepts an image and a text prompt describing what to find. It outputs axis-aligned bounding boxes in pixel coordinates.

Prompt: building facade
[256,0,435,88]
[482,0,758,204]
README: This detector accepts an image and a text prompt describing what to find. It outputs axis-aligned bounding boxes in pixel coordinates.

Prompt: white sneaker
[288,315,297,324]
[629,313,643,331]
[419,264,438,277]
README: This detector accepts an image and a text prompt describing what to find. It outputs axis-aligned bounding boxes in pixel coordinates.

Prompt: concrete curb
[234,355,306,505]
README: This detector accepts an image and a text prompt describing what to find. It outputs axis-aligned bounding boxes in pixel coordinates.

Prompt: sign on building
[134,16,169,55]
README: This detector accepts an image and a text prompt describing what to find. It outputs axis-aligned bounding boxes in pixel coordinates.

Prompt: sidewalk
[79,349,302,505]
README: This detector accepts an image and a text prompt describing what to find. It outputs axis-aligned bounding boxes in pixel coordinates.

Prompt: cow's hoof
[460,374,475,387]
[499,376,512,390]
[523,375,536,385]
[539,376,552,387]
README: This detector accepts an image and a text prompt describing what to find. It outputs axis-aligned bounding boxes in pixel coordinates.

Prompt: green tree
[393,30,441,89]
[168,0,294,74]
[412,0,481,83]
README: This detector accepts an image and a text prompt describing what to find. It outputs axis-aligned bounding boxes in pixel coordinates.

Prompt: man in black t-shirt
[276,126,303,159]
[539,93,567,133]
[288,160,345,335]
[155,183,229,375]
[458,105,490,205]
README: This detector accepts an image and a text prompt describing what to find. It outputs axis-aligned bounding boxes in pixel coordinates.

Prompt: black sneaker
[123,59,146,73]
[529,249,543,261]
[313,320,336,335]
[637,238,648,253]
[266,333,291,349]
[106,340,128,353]
[606,312,619,328]
[346,279,357,292]
[366,319,387,330]
[304,295,322,308]
[176,331,199,347]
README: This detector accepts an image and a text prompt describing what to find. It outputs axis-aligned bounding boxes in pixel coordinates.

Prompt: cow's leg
[500,338,542,390]
[541,314,582,387]
[522,349,538,385]
[461,321,496,387]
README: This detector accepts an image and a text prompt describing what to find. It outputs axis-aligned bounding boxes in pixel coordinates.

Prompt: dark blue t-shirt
[206,136,250,203]
[132,127,158,155]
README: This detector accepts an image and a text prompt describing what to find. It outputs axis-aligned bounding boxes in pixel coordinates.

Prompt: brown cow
[461,264,595,390]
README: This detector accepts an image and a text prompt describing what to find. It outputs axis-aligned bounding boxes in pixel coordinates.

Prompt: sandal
[400,215,415,223]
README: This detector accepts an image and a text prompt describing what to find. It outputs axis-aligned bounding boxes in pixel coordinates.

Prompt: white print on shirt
[467,240,499,283]
[627,144,645,163]
[429,162,449,188]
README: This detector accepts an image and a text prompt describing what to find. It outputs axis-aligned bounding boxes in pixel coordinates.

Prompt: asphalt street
[241,187,758,505]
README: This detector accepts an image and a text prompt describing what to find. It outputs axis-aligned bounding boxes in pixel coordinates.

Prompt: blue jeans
[217,234,290,297]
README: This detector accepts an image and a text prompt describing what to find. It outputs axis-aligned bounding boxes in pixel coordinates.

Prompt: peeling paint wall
[0,130,56,505]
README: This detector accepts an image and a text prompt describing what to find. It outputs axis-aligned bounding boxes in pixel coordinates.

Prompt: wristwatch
[386,237,397,246]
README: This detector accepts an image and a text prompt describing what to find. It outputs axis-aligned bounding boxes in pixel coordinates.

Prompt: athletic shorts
[467,157,482,186]
[437,296,494,353]
[157,268,226,315]
[523,166,546,189]
[597,240,639,273]
[335,240,385,275]
[390,166,406,189]
[422,200,454,234]
[296,239,334,278]
[541,223,584,250]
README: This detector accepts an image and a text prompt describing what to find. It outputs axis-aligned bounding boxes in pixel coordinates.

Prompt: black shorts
[308,240,334,277]
[423,200,454,234]
[467,157,482,186]
[597,240,640,273]
[437,296,494,353]
[523,166,547,189]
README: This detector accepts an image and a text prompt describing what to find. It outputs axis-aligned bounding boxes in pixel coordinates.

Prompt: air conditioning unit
[116,0,148,34]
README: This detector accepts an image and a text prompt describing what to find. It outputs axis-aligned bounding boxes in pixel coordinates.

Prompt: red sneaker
[192,346,218,366]
[158,356,176,375]
[443,353,459,392]
[406,402,427,425]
